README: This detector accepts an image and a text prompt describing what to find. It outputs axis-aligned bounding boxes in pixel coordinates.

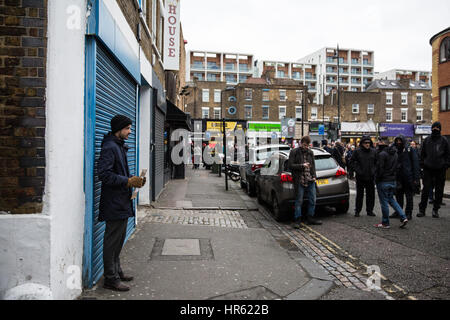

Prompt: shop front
[379,123,415,143]
[246,122,281,147]
[414,125,432,144]
[340,121,377,146]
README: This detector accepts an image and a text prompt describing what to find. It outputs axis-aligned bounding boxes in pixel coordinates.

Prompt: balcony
[224,65,236,72]
[305,74,316,80]
[191,63,204,70]
[351,59,360,65]
[207,63,220,71]
[363,61,373,66]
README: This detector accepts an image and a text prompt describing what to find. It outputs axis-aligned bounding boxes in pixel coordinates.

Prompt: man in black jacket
[418,122,450,218]
[98,115,146,291]
[289,136,322,228]
[375,137,408,229]
[332,141,346,168]
[349,136,377,217]
[390,135,420,220]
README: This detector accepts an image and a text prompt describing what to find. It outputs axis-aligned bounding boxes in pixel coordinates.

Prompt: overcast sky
[180,0,450,72]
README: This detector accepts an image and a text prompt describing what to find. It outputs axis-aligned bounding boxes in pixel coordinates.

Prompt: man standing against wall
[98,115,146,291]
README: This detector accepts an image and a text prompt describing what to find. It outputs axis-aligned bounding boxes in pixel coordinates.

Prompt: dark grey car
[255,148,350,221]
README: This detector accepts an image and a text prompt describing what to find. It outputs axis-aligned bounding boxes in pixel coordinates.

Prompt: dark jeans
[355,178,375,214]
[103,219,128,285]
[294,181,316,220]
[377,182,407,226]
[395,183,414,216]
[420,168,447,211]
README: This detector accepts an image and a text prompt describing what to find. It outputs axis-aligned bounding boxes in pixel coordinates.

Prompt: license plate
[316,179,329,186]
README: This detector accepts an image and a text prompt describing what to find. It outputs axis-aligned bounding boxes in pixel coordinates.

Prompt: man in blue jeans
[288,136,322,228]
[375,137,408,229]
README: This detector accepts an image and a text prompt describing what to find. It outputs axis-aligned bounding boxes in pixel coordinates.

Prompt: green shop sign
[248,123,281,132]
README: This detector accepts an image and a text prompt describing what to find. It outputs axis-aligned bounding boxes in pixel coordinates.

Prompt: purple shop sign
[379,123,415,137]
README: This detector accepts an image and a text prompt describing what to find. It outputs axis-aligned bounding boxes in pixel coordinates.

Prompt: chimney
[398,78,410,89]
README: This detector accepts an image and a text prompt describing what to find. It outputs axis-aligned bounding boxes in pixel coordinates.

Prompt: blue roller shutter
[84,38,138,288]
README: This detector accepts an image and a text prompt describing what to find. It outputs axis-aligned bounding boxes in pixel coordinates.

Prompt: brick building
[0,0,188,299]
[430,27,450,137]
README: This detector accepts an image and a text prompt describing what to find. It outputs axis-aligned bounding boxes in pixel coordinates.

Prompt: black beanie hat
[111,115,132,134]
[432,121,441,130]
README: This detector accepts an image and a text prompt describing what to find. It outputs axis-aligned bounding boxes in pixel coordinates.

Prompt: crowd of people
[310,121,450,229]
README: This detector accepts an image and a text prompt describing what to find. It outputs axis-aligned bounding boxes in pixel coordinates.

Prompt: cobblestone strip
[255,205,397,300]
[142,208,248,229]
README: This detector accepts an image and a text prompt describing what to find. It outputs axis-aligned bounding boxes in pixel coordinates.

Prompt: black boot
[432,210,439,218]
[417,210,425,217]
[389,212,399,218]
[306,216,322,225]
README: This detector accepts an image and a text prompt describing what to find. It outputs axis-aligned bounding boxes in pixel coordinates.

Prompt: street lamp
[333,44,341,140]
[221,86,235,191]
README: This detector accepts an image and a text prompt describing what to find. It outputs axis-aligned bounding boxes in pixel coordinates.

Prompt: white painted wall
[45,0,87,300]
[139,85,151,206]
[0,215,51,299]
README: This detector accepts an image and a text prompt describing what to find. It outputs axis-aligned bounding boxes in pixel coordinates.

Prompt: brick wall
[0,0,47,214]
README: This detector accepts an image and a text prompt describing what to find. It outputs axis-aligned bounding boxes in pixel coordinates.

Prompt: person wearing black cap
[97,114,146,291]
[350,135,377,217]
[418,122,450,218]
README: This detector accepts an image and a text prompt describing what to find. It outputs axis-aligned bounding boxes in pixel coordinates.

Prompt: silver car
[255,148,350,221]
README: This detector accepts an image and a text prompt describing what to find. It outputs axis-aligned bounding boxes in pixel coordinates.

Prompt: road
[253,178,450,300]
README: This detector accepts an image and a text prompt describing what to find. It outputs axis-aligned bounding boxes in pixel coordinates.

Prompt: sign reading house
[164,0,180,70]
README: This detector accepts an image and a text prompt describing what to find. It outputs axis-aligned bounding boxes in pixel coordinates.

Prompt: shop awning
[165,99,192,131]
[341,121,377,133]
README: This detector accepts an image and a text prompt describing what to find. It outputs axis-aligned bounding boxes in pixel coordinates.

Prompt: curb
[285,279,335,300]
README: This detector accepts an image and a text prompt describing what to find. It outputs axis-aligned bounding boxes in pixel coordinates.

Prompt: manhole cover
[162,239,201,256]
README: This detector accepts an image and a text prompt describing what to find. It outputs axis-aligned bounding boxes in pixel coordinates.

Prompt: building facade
[297,47,375,104]
[374,69,431,86]
[0,0,187,299]
[187,50,255,85]
[255,60,318,103]
[430,27,450,137]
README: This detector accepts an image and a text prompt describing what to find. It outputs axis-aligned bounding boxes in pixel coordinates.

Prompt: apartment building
[187,51,255,84]
[374,69,432,86]
[297,47,375,104]
[256,60,318,103]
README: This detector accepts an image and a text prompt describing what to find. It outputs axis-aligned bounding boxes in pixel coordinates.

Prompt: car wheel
[335,201,349,214]
[272,193,286,222]
[256,184,264,204]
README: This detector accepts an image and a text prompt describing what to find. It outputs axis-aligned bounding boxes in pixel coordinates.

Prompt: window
[202,107,209,119]
[296,90,303,102]
[416,93,423,105]
[262,106,269,120]
[295,106,302,120]
[401,92,408,105]
[386,92,393,105]
[139,0,147,20]
[352,104,359,114]
[279,106,286,119]
[401,108,408,122]
[293,71,301,79]
[279,90,286,101]
[213,108,221,119]
[244,88,252,100]
[202,89,209,102]
[416,108,423,122]
[239,75,248,83]
[277,70,285,78]
[225,63,235,71]
[440,37,450,63]
[441,86,450,111]
[262,89,270,101]
[386,108,393,122]
[311,107,318,119]
[226,74,236,83]
[244,105,252,119]
[214,89,221,103]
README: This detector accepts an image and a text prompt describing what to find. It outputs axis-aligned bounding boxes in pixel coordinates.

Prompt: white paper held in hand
[131,169,147,200]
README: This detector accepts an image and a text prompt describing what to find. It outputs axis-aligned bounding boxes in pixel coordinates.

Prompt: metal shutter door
[153,108,164,199]
[91,42,137,286]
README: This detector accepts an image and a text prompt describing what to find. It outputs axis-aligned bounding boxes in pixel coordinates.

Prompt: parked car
[239,144,291,196]
[254,148,350,221]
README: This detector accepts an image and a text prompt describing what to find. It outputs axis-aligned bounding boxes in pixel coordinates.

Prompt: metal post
[336,44,341,140]
[223,116,228,191]
[301,89,304,137]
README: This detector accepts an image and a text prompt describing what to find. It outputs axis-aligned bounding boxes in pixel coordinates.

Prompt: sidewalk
[81,166,337,300]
